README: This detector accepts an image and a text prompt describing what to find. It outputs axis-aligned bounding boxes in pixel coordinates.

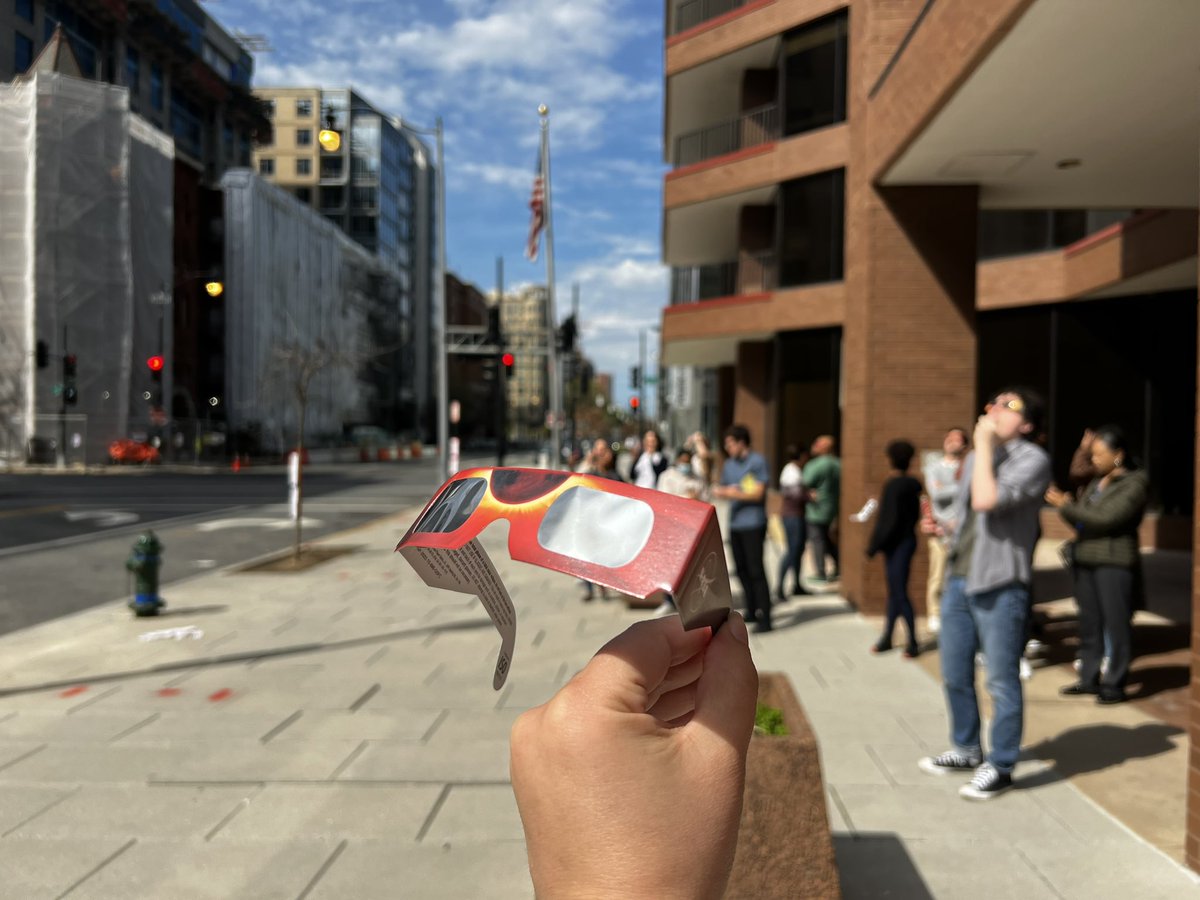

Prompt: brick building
[659,0,1200,869]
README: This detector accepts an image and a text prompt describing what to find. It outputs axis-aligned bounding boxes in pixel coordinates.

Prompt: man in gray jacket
[919,387,1051,800]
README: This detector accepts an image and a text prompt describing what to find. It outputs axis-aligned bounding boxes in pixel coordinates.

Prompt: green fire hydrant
[126,531,165,617]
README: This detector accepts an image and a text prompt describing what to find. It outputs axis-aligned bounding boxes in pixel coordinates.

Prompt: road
[0,459,481,637]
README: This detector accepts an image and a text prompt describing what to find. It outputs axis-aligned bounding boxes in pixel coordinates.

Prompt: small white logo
[694,551,718,599]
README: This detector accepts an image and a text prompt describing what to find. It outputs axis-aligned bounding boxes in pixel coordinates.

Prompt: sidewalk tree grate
[235,545,361,574]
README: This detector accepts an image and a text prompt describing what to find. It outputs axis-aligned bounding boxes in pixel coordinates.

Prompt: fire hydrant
[126,531,165,617]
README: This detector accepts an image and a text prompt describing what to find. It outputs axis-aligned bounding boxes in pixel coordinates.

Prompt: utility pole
[637,329,646,436]
[567,283,579,462]
[495,256,507,467]
[57,324,67,469]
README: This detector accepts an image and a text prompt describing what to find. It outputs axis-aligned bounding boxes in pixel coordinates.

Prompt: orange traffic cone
[231,455,241,473]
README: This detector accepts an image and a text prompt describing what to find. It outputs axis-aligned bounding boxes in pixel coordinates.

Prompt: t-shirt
[803,455,841,525]
[632,451,665,489]
[721,451,768,531]
[779,461,806,518]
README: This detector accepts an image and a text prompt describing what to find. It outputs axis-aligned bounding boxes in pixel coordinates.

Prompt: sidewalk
[0,508,1196,898]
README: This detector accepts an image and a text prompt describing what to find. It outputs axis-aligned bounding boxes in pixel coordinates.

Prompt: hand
[1079,428,1095,451]
[973,415,998,450]
[919,518,938,535]
[511,614,757,900]
[1045,486,1070,508]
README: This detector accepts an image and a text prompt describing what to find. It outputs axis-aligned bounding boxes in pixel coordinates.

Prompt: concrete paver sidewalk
[0,508,1196,898]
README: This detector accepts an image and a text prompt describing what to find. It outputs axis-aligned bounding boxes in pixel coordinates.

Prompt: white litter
[138,626,204,642]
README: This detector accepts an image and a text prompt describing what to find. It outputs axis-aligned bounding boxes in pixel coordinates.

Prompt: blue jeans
[939,576,1029,774]
[777,515,806,595]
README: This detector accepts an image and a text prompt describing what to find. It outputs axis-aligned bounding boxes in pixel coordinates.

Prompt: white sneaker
[1100,656,1110,676]
[1024,639,1047,658]
[927,615,940,635]
[1019,657,1033,681]
[652,600,677,618]
[959,763,1013,801]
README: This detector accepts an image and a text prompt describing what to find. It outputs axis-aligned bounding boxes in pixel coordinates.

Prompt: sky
[214,0,669,412]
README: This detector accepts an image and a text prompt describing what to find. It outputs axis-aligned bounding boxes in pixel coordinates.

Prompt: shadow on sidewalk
[769,603,853,631]
[833,833,934,899]
[159,605,229,617]
[1018,722,1185,788]
[0,616,494,699]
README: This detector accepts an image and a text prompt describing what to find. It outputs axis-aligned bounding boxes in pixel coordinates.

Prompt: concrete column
[839,1,979,615]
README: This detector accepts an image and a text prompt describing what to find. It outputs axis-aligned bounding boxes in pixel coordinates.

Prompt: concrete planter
[726,671,841,900]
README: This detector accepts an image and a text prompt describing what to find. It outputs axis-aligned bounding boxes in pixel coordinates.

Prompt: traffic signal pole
[638,329,646,435]
[57,324,67,469]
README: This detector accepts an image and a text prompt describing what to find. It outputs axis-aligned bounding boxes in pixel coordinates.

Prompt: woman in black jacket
[868,440,923,657]
[1045,425,1148,704]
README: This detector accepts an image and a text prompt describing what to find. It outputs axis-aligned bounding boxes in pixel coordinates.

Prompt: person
[803,435,841,583]
[776,444,811,601]
[687,431,714,485]
[868,440,923,658]
[577,439,623,602]
[631,429,668,489]
[1045,425,1148,704]
[712,424,773,632]
[921,428,968,633]
[919,387,1051,801]
[653,449,710,617]
[510,612,757,899]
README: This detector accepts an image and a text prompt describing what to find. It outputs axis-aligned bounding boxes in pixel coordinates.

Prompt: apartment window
[150,63,163,110]
[125,47,139,93]
[778,169,844,287]
[351,215,377,236]
[296,99,312,117]
[320,185,344,209]
[14,32,33,74]
[259,158,275,175]
[264,98,275,116]
[296,158,311,175]
[295,186,312,203]
[15,0,33,23]
[320,155,344,178]
[295,128,312,146]
[351,185,378,209]
[782,12,848,137]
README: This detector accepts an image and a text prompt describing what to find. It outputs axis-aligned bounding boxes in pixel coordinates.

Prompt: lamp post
[397,116,448,483]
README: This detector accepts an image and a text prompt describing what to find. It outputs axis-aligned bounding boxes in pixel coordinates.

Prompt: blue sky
[216,0,668,409]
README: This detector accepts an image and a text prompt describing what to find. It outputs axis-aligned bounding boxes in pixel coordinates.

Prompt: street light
[319,107,342,152]
[204,280,224,298]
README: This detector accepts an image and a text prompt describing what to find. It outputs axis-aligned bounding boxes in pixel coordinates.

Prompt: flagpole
[539,104,563,469]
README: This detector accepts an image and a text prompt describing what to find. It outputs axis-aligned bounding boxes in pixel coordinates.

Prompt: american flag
[525,153,545,262]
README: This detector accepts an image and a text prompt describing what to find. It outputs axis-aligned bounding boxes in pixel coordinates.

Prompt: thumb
[689,613,757,755]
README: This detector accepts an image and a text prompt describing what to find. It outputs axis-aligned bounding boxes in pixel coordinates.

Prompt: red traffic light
[629,396,640,410]
[146,355,164,372]
[501,352,515,367]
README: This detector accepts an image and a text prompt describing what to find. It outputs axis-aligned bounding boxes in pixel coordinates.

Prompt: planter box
[726,671,841,899]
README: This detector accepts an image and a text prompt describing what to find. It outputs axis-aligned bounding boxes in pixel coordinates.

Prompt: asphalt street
[0,458,483,637]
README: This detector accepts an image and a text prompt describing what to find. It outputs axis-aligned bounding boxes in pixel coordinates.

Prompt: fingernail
[727,611,748,644]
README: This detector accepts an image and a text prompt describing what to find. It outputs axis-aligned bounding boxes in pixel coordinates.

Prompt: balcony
[671,0,750,36]
[671,252,777,305]
[675,104,779,169]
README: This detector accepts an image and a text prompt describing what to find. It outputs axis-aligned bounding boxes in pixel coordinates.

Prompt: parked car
[108,438,160,465]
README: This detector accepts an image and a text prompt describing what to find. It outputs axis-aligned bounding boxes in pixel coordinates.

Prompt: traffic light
[62,354,78,405]
[631,365,640,389]
[147,355,164,382]
[629,396,640,411]
[501,352,515,379]
[204,280,224,298]
[35,340,48,369]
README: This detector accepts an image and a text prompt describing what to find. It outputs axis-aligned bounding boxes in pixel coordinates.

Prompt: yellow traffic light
[318,128,341,152]
[205,281,224,298]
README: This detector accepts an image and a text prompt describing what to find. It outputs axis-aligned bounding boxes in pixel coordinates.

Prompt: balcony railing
[670,251,777,305]
[674,103,780,168]
[672,0,750,35]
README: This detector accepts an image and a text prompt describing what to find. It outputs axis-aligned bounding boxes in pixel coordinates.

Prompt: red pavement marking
[59,686,88,698]
[208,689,233,702]
[157,688,182,697]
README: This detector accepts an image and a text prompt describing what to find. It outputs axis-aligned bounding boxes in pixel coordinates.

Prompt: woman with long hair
[1045,425,1148,704]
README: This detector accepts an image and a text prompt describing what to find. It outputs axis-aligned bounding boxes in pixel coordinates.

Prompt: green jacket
[803,454,841,525]
[1058,471,1149,569]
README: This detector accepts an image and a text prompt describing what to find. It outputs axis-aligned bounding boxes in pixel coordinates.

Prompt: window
[320,155,344,178]
[320,185,344,209]
[150,63,163,110]
[14,32,33,74]
[15,0,32,23]
[296,158,311,175]
[259,158,275,175]
[295,186,312,203]
[351,215,377,237]
[125,47,139,93]
[264,98,275,116]
[295,128,312,146]
[778,169,844,287]
[351,185,377,209]
[782,12,847,137]
[295,99,312,117]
